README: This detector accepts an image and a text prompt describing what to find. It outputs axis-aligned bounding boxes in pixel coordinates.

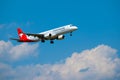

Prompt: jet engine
[57,35,65,40]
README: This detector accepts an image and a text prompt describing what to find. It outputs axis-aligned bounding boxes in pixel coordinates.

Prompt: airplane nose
[73,26,78,30]
[75,26,78,30]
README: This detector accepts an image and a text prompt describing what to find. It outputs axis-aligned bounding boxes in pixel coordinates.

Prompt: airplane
[10,24,78,44]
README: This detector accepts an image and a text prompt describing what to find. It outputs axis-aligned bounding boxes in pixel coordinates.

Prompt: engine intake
[57,35,65,40]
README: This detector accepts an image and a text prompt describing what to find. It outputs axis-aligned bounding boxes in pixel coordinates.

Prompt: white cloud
[9,42,38,60]
[0,44,120,80]
[0,40,39,60]
[0,63,15,80]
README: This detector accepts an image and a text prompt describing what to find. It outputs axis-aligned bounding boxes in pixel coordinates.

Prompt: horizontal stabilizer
[10,38,20,41]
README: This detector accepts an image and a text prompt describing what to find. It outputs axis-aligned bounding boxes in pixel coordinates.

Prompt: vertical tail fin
[17,28,28,40]
[17,28,23,34]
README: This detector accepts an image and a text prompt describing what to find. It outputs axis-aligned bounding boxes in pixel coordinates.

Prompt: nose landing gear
[70,32,72,36]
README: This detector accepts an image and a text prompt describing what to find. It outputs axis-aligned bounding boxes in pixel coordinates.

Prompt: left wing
[25,33,44,38]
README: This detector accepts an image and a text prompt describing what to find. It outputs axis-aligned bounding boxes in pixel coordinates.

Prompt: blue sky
[0,0,120,80]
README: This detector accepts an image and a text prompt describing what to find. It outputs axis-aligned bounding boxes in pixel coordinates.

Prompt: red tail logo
[17,28,28,41]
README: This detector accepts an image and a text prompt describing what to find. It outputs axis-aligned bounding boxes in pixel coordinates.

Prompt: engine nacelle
[57,35,65,40]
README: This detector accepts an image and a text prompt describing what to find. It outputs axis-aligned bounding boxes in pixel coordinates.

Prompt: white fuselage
[26,24,78,41]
